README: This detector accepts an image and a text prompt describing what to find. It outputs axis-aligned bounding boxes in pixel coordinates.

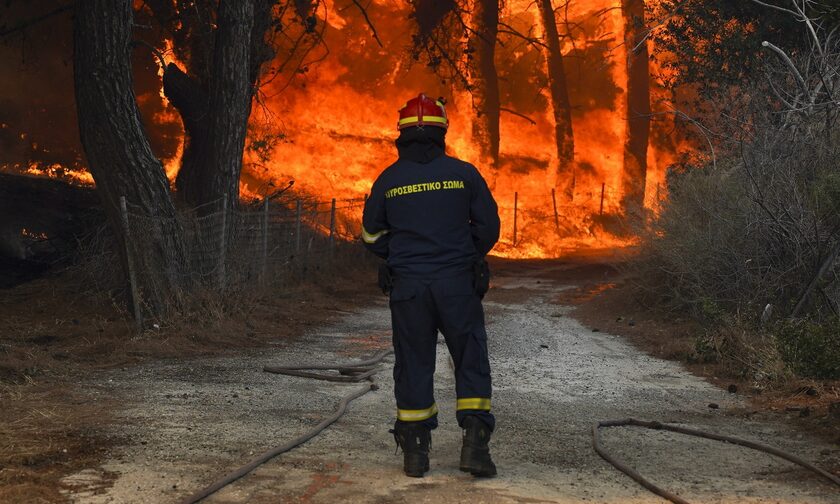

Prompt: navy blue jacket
[362,153,500,277]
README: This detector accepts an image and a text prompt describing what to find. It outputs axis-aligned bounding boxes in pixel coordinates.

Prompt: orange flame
[4,0,687,260]
[243,0,676,258]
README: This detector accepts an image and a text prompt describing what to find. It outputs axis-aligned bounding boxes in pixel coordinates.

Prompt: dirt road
[63,260,839,503]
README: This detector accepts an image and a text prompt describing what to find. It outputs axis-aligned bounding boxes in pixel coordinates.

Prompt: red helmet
[397,93,449,130]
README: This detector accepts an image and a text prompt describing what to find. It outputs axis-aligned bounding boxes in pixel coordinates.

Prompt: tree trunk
[165,64,211,207]
[469,0,501,174]
[74,0,185,314]
[621,0,651,216]
[169,2,255,210]
[538,0,575,200]
[165,0,274,211]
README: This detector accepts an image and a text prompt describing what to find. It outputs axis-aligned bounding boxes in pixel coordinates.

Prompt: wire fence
[497,184,665,246]
[119,194,367,328]
[117,182,662,326]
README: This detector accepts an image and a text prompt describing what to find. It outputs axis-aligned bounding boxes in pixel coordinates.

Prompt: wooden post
[119,196,143,332]
[218,194,227,288]
[295,199,302,253]
[513,192,518,246]
[261,197,269,284]
[551,188,560,232]
[329,198,337,254]
[599,183,606,216]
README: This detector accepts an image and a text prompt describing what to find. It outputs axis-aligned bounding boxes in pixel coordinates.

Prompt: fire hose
[176,346,839,504]
[593,418,840,504]
[177,349,393,504]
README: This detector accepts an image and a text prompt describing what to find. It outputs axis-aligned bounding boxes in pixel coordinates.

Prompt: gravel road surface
[62,261,840,503]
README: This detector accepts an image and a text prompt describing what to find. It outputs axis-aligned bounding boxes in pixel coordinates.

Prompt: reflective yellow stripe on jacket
[362,226,388,244]
[397,403,438,422]
[456,397,491,411]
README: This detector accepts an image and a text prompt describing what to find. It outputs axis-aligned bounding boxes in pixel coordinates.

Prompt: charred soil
[0,262,378,503]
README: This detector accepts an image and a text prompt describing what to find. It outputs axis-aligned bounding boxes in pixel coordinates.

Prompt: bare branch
[500,107,537,125]
[0,3,74,38]
[647,109,718,170]
[497,22,548,50]
[130,39,167,69]
[762,41,811,102]
[747,0,799,16]
[349,0,383,48]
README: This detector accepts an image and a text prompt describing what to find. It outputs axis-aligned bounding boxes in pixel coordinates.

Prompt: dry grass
[0,381,117,503]
[571,272,840,444]
[0,243,379,502]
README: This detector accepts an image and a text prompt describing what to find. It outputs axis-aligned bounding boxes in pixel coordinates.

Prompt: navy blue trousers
[389,272,495,431]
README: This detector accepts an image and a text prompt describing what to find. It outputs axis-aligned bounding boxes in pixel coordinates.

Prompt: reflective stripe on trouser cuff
[362,226,388,244]
[397,403,438,422]
[456,397,491,411]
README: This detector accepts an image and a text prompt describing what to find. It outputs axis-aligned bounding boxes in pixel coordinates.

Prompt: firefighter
[362,93,501,478]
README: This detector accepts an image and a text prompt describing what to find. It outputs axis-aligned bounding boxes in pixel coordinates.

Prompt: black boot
[459,416,497,477]
[391,422,431,477]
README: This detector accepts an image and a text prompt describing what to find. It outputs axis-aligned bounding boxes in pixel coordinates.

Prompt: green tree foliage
[652,1,811,97]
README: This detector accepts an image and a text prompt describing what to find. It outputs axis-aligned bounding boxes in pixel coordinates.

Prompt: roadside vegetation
[631,1,840,386]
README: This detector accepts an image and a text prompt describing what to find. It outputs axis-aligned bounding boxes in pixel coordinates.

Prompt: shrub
[775,319,840,379]
[628,26,840,382]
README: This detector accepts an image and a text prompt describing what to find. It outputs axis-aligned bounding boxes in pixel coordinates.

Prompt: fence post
[513,191,518,246]
[551,188,560,233]
[119,196,143,332]
[261,197,269,284]
[599,183,606,216]
[329,198,337,255]
[295,199,302,253]
[218,194,227,289]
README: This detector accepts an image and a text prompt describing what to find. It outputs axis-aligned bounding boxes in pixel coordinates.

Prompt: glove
[473,259,490,298]
[378,263,393,295]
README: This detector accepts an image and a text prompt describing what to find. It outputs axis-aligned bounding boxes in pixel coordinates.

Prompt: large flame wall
[0,0,683,258]
[237,0,677,257]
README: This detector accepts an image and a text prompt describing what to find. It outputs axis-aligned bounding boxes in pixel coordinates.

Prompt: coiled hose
[178,349,393,504]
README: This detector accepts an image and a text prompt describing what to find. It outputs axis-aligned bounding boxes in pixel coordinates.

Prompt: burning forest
[1,0,691,262]
[2,2,840,502]
[3,1,839,330]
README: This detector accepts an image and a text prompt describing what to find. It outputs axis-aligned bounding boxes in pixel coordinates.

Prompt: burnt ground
[0,262,378,503]
[2,252,839,503]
